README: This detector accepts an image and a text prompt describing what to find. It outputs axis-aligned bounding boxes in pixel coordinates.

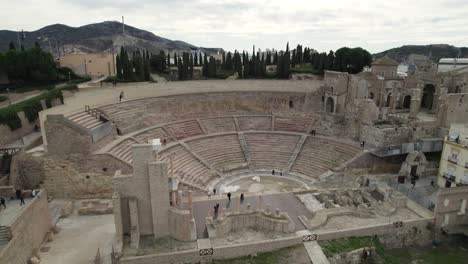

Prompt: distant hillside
[374,44,468,64]
[0,21,223,55]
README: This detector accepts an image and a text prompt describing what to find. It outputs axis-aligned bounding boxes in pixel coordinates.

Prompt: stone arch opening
[289,100,294,108]
[369,92,375,99]
[403,95,411,108]
[385,93,392,107]
[325,97,334,113]
[399,151,427,179]
[421,84,435,110]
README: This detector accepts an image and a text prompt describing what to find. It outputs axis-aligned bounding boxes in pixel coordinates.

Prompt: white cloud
[1,0,467,53]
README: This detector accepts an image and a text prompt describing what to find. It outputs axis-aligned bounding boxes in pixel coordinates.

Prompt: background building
[437,124,468,188]
[59,53,116,77]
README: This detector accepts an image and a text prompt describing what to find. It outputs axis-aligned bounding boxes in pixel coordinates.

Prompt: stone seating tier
[245,133,300,170]
[187,134,247,172]
[108,138,139,164]
[165,120,204,140]
[291,137,361,177]
[159,145,214,188]
[134,127,173,144]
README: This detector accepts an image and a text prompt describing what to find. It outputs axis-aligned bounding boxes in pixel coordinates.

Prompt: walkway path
[303,241,330,264]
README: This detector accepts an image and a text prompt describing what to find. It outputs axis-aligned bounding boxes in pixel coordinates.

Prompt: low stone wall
[206,208,294,238]
[0,185,14,197]
[118,236,302,264]
[0,190,52,264]
[315,218,433,248]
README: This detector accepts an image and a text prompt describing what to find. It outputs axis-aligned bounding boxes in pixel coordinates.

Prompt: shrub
[0,84,75,130]
[0,95,7,103]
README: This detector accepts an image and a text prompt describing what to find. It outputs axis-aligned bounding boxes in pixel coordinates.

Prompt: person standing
[227,192,231,201]
[213,188,217,196]
[240,193,244,204]
[119,91,125,102]
[19,191,25,205]
[0,197,6,209]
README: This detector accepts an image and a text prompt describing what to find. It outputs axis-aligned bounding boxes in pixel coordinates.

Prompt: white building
[438,58,468,73]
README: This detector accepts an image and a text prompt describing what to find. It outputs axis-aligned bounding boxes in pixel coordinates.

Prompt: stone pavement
[303,241,330,264]
[0,198,33,226]
[192,192,313,238]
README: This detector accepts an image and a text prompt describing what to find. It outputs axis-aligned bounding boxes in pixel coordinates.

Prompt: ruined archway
[399,151,427,178]
[325,97,334,113]
[421,84,435,110]
[403,95,411,109]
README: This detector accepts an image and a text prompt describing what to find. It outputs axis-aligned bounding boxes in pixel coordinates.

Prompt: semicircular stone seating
[101,115,362,190]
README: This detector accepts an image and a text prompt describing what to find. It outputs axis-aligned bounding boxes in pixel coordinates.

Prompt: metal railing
[85,105,109,123]
[386,179,435,210]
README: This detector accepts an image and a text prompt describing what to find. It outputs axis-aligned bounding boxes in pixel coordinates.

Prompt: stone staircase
[0,226,11,246]
[66,111,106,130]
[237,132,252,170]
[286,135,307,172]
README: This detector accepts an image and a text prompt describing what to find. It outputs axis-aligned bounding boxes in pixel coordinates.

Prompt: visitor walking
[272,169,275,175]
[119,91,125,102]
[240,193,244,204]
[0,197,6,209]
[227,192,231,201]
[19,191,25,206]
[213,188,216,196]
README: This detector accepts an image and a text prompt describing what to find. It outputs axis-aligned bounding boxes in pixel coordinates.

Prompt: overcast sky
[2,0,467,53]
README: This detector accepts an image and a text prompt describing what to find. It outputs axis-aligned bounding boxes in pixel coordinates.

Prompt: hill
[0,21,223,55]
[373,44,468,64]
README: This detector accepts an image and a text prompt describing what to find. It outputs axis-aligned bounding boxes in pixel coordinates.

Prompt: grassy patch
[0,84,77,130]
[320,236,375,257]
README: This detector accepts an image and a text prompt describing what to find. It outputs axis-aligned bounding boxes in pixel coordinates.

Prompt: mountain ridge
[0,21,223,55]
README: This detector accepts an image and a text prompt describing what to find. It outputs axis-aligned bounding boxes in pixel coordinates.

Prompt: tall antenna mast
[122,16,125,35]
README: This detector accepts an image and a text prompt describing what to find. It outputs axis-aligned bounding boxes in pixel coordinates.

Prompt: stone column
[129,198,140,250]
[409,88,421,119]
[148,161,170,238]
[258,195,263,210]
[177,190,183,209]
[171,191,176,207]
[188,191,193,217]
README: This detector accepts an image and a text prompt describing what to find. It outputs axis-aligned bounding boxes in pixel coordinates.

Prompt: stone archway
[403,95,411,109]
[399,151,427,178]
[421,84,435,110]
[325,97,334,113]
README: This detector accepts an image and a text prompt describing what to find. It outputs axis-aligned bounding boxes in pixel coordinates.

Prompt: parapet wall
[98,91,322,134]
[0,190,52,264]
[206,208,294,238]
[118,236,302,264]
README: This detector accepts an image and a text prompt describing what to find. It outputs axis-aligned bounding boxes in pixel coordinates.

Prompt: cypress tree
[9,41,15,50]
[174,53,178,66]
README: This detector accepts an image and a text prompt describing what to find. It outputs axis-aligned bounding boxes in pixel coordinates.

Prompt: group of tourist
[0,189,38,211]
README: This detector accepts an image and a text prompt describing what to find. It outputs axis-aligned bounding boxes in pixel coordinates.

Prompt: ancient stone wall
[0,111,40,146]
[0,190,52,264]
[443,93,468,127]
[207,209,294,238]
[39,154,131,198]
[315,218,433,248]
[168,208,196,241]
[45,118,93,155]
